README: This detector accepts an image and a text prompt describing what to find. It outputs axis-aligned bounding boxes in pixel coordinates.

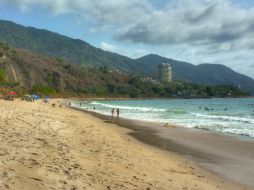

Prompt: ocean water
[71,98,254,138]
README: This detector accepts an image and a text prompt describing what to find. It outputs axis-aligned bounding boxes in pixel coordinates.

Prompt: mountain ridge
[0,19,254,94]
[0,19,136,72]
[1,43,247,98]
[134,54,254,94]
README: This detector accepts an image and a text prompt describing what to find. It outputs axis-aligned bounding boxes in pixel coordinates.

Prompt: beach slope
[0,100,247,190]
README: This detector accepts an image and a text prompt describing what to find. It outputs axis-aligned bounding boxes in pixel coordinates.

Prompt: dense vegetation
[0,68,5,81]
[0,19,254,94]
[0,43,249,98]
[136,54,254,95]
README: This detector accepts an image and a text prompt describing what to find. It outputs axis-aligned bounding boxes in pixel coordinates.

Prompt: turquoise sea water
[72,98,254,138]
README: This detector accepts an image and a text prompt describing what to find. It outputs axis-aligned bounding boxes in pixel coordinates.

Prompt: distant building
[143,77,159,84]
[159,63,172,83]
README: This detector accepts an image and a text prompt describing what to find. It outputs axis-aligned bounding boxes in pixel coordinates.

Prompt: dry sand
[0,99,248,190]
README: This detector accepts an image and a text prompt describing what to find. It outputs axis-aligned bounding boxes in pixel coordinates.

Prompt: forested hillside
[0,43,248,98]
[0,19,253,94]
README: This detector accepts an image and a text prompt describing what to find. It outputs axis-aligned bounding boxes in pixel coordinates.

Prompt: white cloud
[117,0,254,48]
[100,41,117,52]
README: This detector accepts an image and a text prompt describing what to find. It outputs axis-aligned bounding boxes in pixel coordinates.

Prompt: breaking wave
[73,98,254,139]
[194,125,254,138]
[91,101,167,112]
[193,113,254,124]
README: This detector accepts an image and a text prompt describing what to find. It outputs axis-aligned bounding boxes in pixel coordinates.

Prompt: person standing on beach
[117,108,120,119]
[111,108,115,118]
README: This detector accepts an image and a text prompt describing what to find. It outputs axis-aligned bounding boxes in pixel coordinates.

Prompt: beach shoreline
[0,99,251,190]
[70,105,254,189]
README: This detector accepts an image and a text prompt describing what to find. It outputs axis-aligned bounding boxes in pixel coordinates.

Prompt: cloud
[4,0,74,14]
[117,0,254,49]
[100,42,117,52]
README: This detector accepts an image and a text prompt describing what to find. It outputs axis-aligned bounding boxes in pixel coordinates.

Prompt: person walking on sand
[111,108,115,118]
[117,108,120,119]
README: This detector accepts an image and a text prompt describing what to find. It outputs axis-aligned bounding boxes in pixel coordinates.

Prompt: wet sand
[80,108,254,189]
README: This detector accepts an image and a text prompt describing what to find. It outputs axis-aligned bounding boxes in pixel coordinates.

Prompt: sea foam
[74,98,254,138]
[91,101,167,112]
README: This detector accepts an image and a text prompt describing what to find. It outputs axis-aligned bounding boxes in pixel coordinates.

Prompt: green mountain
[0,19,253,94]
[1,43,247,98]
[0,43,151,97]
[0,19,136,72]
[135,54,254,94]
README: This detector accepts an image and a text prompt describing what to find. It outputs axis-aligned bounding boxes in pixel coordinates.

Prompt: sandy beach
[0,99,250,190]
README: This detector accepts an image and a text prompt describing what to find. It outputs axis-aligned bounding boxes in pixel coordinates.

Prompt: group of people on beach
[73,102,120,118]
[111,108,120,118]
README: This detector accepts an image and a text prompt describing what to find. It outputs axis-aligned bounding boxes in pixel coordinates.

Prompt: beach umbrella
[8,91,17,95]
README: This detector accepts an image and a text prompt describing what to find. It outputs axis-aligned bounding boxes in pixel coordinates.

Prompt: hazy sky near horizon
[0,0,254,78]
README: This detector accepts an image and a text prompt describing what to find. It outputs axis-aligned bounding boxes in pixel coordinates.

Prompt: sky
[0,0,254,78]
